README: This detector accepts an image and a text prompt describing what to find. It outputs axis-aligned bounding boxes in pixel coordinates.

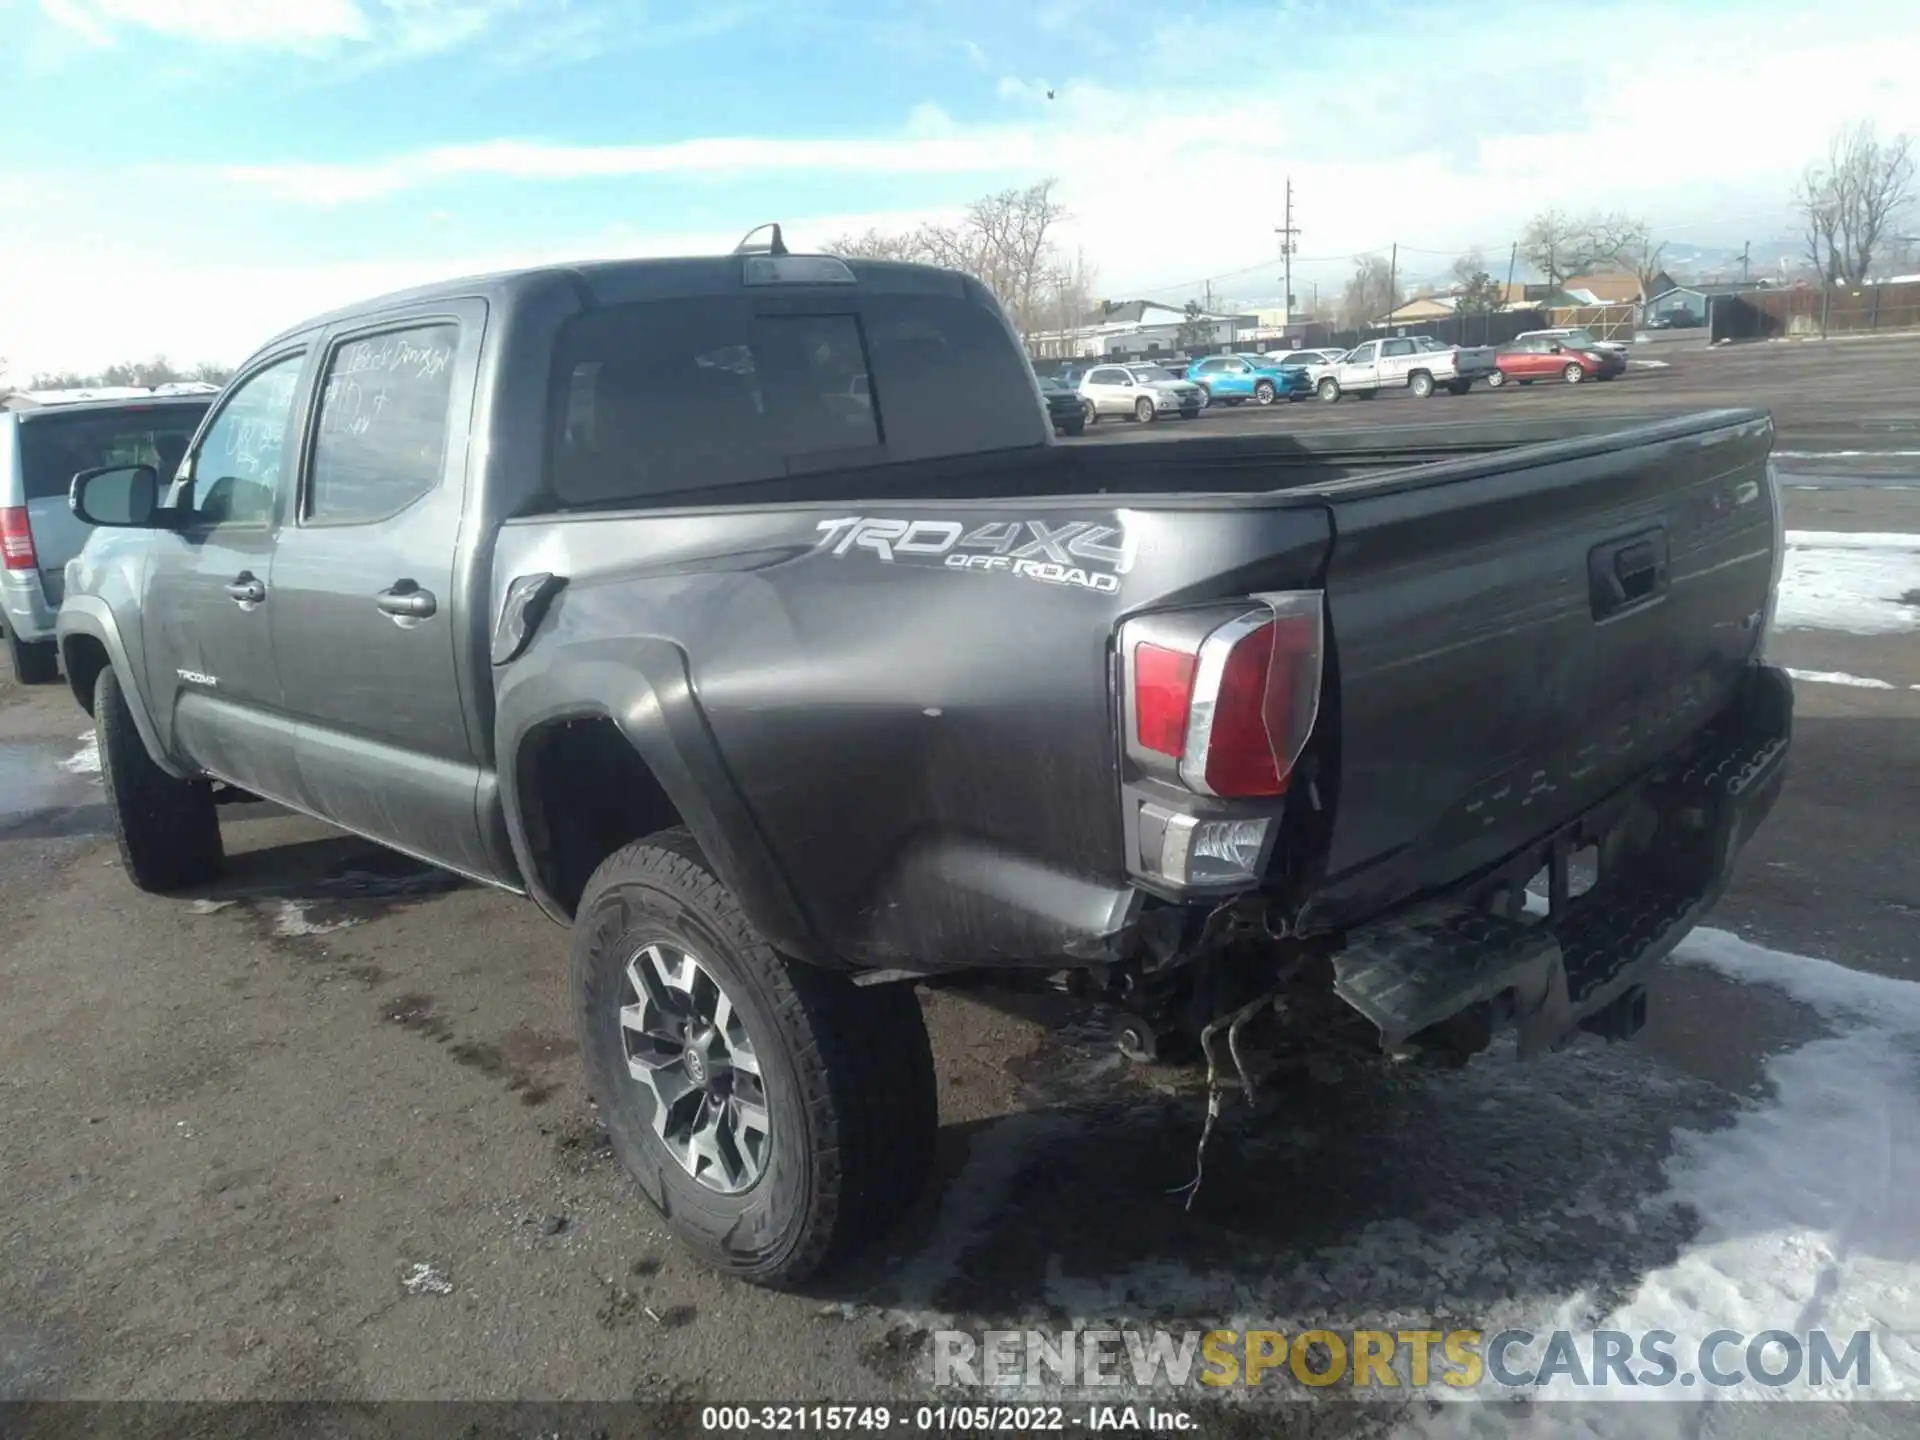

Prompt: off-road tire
[572,829,938,1287]
[7,630,58,684]
[95,665,222,892]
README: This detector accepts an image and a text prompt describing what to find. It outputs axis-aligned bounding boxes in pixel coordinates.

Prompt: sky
[2,0,1917,378]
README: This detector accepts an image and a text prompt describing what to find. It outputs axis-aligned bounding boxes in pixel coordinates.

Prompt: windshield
[15,404,209,501]
[1127,365,1178,383]
[1560,329,1599,347]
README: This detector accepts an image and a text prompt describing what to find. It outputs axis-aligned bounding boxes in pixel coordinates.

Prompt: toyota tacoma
[57,232,1791,1287]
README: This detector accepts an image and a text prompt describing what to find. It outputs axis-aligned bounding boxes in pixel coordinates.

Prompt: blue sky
[2,0,1917,374]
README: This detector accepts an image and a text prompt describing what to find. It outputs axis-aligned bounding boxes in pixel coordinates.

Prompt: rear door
[266,304,506,881]
[1377,338,1417,387]
[1303,413,1780,929]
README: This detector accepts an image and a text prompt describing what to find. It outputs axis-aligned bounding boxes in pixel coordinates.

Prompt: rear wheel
[1253,379,1277,406]
[1317,377,1341,403]
[1517,378,1535,387]
[1563,362,1585,384]
[95,665,223,892]
[573,831,937,1286]
[1134,397,1155,423]
[6,630,58,685]
[1408,371,1435,399]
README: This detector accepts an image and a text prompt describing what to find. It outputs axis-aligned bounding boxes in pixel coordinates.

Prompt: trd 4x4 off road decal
[812,516,1134,595]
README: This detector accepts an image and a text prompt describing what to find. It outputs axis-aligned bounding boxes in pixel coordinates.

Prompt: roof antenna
[733,223,788,257]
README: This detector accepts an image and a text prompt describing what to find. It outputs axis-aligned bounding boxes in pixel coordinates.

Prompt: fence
[1714,281,1920,341]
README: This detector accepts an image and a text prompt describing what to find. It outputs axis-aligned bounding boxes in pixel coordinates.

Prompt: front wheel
[1448,379,1472,395]
[1253,379,1277,406]
[1135,397,1156,423]
[96,665,223,892]
[1060,417,1084,436]
[573,831,937,1287]
[1082,399,1098,426]
[7,630,58,685]
[1317,377,1341,403]
[1486,369,1508,388]
[1563,363,1585,384]
[1195,385,1211,410]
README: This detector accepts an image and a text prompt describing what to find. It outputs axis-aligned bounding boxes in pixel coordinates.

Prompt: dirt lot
[2,335,1917,1436]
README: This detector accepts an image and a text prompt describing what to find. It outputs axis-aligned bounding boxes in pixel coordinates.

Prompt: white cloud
[38,0,373,48]
[0,207,957,378]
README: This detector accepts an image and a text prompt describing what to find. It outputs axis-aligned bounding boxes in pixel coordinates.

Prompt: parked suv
[1,395,210,682]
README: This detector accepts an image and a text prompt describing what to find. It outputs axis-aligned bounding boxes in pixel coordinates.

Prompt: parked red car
[1485,334,1627,387]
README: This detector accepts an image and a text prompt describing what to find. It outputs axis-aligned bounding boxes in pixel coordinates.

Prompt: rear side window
[549,290,1044,506]
[16,405,208,501]
[306,324,460,524]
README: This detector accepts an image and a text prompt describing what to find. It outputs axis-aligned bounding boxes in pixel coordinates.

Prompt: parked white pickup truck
[1312,335,1498,402]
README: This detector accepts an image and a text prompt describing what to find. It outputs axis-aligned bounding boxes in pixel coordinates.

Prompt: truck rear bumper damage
[1331,662,1792,1058]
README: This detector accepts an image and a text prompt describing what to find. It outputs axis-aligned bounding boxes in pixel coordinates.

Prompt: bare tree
[1449,249,1488,288]
[1796,162,1844,283]
[1341,254,1398,328]
[1519,210,1589,287]
[823,179,1072,339]
[1797,125,1916,285]
[823,227,936,263]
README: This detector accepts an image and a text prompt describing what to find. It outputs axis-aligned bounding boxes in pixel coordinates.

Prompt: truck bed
[495,407,1779,971]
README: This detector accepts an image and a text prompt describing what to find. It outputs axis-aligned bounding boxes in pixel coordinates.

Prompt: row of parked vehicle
[1035,326,1633,434]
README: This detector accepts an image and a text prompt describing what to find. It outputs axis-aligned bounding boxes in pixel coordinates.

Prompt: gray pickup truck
[57,235,1791,1286]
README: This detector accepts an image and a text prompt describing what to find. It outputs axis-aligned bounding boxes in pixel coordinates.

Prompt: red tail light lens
[1122,594,1325,799]
[1,507,38,571]
[1132,643,1196,756]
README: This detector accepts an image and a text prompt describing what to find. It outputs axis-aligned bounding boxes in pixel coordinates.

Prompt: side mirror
[70,463,161,528]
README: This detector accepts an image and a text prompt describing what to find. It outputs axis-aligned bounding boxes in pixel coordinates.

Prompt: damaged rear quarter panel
[493,497,1332,971]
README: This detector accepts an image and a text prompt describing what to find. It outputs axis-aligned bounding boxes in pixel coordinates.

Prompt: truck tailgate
[1302,409,1778,929]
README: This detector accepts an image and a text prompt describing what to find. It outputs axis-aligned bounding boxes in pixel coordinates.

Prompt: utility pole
[1742,241,1751,284]
[1387,242,1398,327]
[1274,177,1301,326]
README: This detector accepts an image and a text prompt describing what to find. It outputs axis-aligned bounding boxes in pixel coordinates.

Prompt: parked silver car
[1,394,211,682]
[1076,363,1205,423]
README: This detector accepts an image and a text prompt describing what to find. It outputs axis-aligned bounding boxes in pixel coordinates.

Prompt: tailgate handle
[1589,530,1669,619]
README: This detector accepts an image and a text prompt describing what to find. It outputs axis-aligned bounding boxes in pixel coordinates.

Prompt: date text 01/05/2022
[697,1403,1196,1432]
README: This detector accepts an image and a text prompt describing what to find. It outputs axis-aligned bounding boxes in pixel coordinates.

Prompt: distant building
[1643,280,1776,328]
[1563,270,1675,306]
[1027,299,1257,360]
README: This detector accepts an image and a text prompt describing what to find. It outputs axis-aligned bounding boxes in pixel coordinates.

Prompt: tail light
[1118,593,1326,891]
[1122,593,1324,798]
[1,507,37,571]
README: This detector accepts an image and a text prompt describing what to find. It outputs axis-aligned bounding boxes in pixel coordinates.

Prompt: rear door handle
[376,582,436,619]
[225,574,265,605]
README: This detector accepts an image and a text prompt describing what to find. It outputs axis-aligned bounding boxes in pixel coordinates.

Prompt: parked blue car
[1183,354,1313,406]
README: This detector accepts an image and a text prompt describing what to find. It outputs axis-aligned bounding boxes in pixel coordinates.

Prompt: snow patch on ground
[272,900,361,938]
[1630,359,1672,369]
[1776,531,1920,635]
[1786,669,1896,690]
[1774,451,1920,460]
[58,732,100,775]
